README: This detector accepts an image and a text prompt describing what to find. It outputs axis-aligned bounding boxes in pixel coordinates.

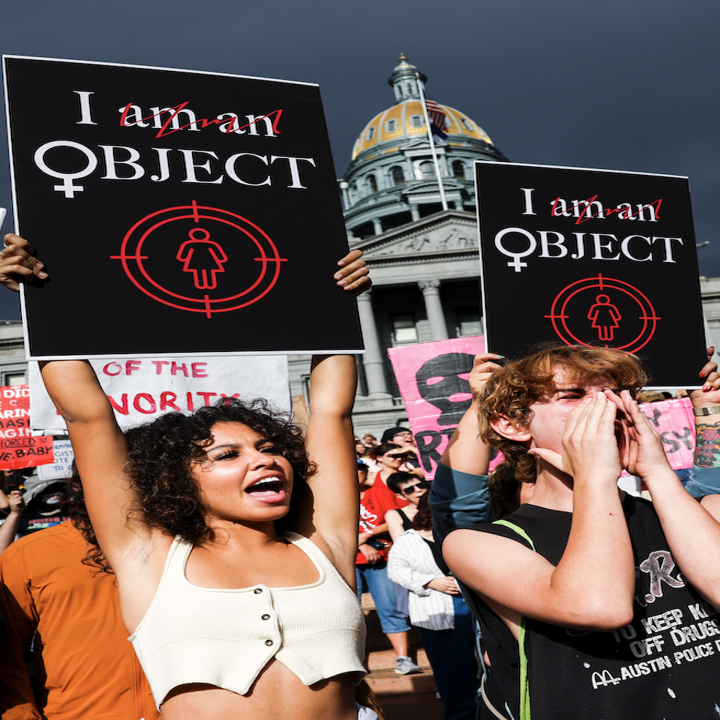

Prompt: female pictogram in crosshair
[111,201,286,318]
[545,274,661,353]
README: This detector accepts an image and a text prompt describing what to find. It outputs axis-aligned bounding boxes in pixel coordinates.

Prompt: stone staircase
[361,593,445,720]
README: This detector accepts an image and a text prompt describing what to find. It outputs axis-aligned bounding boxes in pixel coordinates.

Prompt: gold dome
[351,99,493,160]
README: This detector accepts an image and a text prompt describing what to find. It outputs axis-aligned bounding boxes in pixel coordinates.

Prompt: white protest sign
[0,208,6,231]
[30,355,290,433]
[38,439,74,480]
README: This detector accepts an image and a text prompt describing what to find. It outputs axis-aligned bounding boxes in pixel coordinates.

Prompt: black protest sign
[4,56,362,358]
[475,161,706,387]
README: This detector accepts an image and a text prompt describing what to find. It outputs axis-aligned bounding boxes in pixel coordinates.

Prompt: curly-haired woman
[0,233,374,720]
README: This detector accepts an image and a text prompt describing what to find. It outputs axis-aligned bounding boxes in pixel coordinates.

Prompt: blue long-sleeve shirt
[429,461,720,545]
[429,462,494,543]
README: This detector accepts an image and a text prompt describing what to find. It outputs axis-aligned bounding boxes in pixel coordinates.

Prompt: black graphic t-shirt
[467,496,720,719]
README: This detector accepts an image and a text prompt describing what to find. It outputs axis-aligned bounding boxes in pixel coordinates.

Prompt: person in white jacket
[388,487,477,720]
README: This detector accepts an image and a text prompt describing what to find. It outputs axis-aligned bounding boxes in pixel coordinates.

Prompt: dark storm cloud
[0,0,717,320]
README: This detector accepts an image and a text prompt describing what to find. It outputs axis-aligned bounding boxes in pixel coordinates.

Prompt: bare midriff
[160,661,358,720]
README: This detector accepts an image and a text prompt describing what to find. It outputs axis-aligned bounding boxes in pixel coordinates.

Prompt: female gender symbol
[176,228,229,290]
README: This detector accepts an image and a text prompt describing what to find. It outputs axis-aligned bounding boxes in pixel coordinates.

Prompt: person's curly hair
[65,462,109,574]
[487,462,524,519]
[66,398,311,573]
[479,345,647,484]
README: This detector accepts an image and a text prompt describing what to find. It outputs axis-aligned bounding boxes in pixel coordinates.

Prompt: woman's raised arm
[39,361,148,559]
[1,234,149,565]
[296,250,370,583]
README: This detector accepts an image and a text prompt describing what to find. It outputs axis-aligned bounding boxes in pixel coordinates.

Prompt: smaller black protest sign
[475,161,706,387]
[4,56,362,359]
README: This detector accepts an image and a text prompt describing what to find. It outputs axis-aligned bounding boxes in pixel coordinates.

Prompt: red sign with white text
[0,385,54,469]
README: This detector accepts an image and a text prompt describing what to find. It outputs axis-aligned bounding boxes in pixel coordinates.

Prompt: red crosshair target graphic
[111,201,287,318]
[545,274,661,352]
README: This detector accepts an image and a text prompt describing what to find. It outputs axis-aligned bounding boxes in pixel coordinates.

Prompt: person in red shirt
[357,457,421,675]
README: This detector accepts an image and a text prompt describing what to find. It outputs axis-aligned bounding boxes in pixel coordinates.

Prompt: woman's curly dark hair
[65,462,109,574]
[66,398,312,573]
[487,461,524,520]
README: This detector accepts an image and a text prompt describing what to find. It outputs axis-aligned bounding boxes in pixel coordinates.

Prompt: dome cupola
[342,55,508,240]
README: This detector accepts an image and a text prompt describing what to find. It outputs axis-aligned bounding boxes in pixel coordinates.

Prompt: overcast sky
[0,0,717,320]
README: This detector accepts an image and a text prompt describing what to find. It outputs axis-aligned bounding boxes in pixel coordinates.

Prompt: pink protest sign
[640,397,695,471]
[389,336,497,480]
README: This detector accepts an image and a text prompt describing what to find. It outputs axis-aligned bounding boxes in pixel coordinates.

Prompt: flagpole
[415,73,448,212]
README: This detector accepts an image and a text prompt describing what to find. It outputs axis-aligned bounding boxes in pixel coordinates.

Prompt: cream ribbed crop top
[129,532,367,706]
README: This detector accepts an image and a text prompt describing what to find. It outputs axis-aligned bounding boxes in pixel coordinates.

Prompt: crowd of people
[1,230,720,720]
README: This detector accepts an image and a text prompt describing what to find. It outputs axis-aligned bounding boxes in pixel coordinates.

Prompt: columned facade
[289,54,510,435]
[356,291,391,397]
[419,280,449,341]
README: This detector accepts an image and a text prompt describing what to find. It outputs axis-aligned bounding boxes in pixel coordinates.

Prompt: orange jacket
[0,522,159,720]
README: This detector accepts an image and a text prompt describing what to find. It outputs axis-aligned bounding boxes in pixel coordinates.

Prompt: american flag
[423,93,447,142]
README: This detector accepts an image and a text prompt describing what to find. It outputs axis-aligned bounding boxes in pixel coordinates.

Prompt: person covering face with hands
[443,345,720,720]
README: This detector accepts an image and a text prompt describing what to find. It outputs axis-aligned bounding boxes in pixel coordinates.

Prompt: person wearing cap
[16,477,71,536]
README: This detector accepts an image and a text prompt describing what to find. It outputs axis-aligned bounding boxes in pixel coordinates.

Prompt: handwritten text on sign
[388,337,487,481]
[640,397,695,471]
[30,355,290,433]
[38,439,75,481]
[0,386,54,469]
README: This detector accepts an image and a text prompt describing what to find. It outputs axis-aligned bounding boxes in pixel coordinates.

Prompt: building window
[410,115,424,128]
[367,174,378,193]
[419,162,435,179]
[452,161,466,179]
[366,126,376,141]
[392,314,418,344]
[3,372,26,386]
[390,166,405,186]
[459,117,474,132]
[386,119,398,133]
[456,307,482,337]
[352,221,375,239]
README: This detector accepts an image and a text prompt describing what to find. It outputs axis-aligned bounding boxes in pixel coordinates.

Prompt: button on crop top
[129,532,367,706]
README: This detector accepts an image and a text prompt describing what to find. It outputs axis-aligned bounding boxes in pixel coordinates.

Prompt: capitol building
[289,54,509,436]
[2,55,720,437]
[288,54,720,436]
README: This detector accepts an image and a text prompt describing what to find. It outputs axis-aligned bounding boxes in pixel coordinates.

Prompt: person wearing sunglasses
[385,473,430,542]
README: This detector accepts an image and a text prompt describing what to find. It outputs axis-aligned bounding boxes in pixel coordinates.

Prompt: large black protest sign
[475,161,706,387]
[4,56,363,358]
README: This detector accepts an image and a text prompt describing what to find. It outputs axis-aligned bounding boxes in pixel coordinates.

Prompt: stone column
[410,205,420,222]
[357,292,391,397]
[419,280,448,341]
[372,217,383,235]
